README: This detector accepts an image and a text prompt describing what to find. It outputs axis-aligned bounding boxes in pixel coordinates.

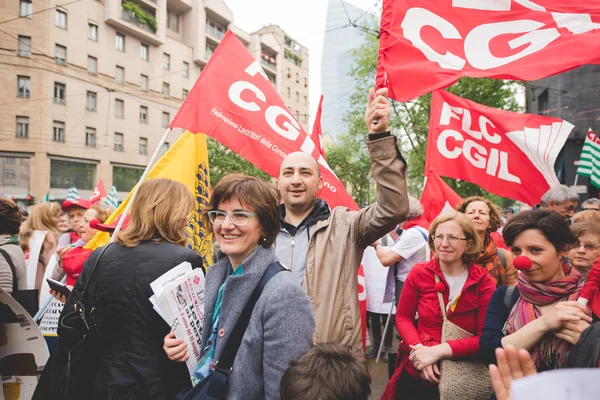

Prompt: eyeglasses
[576,243,600,251]
[432,235,469,244]
[207,210,256,226]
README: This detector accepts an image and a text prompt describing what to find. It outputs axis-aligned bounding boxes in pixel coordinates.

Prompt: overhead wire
[0,0,83,26]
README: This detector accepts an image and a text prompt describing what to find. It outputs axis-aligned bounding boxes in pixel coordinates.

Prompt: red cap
[92,214,130,232]
[61,198,92,212]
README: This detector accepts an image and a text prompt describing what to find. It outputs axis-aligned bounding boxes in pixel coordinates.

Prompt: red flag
[357,264,367,350]
[425,90,572,206]
[89,179,106,205]
[421,174,462,223]
[311,95,325,158]
[376,0,600,101]
[170,31,358,210]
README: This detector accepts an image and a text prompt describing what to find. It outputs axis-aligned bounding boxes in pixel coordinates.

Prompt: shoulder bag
[434,274,493,400]
[177,261,287,400]
[0,247,39,317]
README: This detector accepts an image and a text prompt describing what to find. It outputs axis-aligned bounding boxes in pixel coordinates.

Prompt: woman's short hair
[203,174,280,248]
[89,204,108,224]
[570,222,600,242]
[503,210,578,253]
[117,179,195,248]
[429,212,483,265]
[456,196,503,233]
[0,198,22,235]
[573,210,600,224]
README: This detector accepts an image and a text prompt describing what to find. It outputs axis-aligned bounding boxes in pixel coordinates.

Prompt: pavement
[367,328,400,399]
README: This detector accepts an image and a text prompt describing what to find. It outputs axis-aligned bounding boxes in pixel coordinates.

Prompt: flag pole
[109,128,172,242]
[573,173,579,187]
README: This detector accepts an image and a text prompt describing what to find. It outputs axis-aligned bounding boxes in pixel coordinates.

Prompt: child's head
[280,343,371,400]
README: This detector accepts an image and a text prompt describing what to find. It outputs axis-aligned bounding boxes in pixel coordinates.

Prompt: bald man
[274,87,409,354]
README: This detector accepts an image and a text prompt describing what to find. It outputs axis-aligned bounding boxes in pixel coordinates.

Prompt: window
[139,137,147,155]
[55,44,67,65]
[54,82,66,104]
[116,66,124,84]
[304,77,307,87]
[167,9,179,33]
[53,121,65,142]
[287,67,290,76]
[115,33,125,52]
[4,170,16,179]
[161,142,170,155]
[87,56,97,75]
[18,35,31,57]
[140,43,149,61]
[55,9,67,29]
[304,95,307,106]
[206,19,225,40]
[206,44,215,58]
[88,22,98,41]
[50,159,95,190]
[182,89,188,99]
[538,89,549,113]
[113,166,143,192]
[86,91,97,111]
[115,99,124,118]
[16,116,29,138]
[86,127,96,147]
[17,76,30,98]
[287,87,290,98]
[163,53,170,70]
[296,91,299,102]
[139,106,148,123]
[4,158,16,165]
[20,0,32,18]
[296,110,300,121]
[296,73,299,83]
[183,61,189,78]
[162,112,169,129]
[162,82,170,97]
[140,74,148,92]
[114,133,124,151]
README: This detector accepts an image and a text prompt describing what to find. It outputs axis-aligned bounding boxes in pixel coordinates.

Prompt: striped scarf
[506,271,583,370]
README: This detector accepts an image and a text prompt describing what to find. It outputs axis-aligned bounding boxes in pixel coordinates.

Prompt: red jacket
[382,258,495,399]
[62,246,93,286]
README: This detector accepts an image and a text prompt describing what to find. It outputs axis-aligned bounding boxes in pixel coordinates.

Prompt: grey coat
[201,245,314,400]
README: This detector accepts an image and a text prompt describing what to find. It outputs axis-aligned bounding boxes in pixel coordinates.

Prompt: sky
[224,0,379,127]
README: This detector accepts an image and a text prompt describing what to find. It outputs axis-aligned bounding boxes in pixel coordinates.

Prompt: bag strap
[497,248,507,269]
[434,274,448,320]
[503,285,517,310]
[0,248,18,293]
[216,261,287,372]
[79,242,115,299]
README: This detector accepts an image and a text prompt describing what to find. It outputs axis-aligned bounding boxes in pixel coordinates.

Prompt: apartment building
[0,0,309,207]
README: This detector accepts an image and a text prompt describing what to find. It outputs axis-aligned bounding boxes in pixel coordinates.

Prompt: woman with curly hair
[19,202,60,290]
[457,196,517,288]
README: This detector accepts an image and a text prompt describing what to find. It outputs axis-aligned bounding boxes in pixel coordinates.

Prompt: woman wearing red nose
[382,213,495,400]
[479,210,592,370]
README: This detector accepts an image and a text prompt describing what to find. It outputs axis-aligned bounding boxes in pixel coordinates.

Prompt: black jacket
[37,241,203,400]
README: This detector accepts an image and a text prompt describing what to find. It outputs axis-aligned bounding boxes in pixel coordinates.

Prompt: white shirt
[443,268,469,311]
[391,227,428,281]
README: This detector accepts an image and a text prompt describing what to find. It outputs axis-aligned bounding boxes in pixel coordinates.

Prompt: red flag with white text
[425,90,572,206]
[89,180,106,205]
[421,174,462,223]
[312,95,325,157]
[170,31,358,211]
[376,0,600,101]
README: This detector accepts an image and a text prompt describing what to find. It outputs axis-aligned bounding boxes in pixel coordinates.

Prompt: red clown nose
[513,256,532,271]
[434,282,445,293]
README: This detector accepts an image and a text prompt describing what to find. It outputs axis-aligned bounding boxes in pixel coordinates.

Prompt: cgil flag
[85,132,214,267]
[420,174,462,224]
[65,187,80,201]
[576,129,600,189]
[311,95,326,157]
[89,180,106,205]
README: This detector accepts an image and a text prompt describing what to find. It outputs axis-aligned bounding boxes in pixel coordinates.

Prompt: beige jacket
[301,135,408,353]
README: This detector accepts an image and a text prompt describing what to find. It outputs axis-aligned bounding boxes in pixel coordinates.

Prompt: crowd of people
[1,87,599,400]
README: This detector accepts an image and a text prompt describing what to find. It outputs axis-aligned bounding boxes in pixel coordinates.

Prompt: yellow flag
[85,131,213,266]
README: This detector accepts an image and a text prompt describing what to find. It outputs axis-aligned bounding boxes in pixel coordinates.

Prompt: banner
[576,128,600,189]
[170,31,358,211]
[421,174,463,223]
[362,246,394,314]
[425,90,572,205]
[311,95,325,157]
[89,179,106,204]
[376,0,600,101]
[85,132,214,268]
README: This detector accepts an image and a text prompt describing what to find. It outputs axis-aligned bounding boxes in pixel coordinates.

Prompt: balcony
[260,58,277,75]
[121,8,155,34]
[105,0,163,46]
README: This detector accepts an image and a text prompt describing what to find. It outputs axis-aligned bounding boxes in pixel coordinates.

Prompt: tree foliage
[329,19,523,208]
[207,138,270,186]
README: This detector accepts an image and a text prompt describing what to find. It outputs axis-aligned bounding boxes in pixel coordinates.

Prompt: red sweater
[396,259,495,376]
[62,246,93,286]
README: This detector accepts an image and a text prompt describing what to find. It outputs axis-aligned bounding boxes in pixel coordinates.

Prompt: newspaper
[150,262,205,377]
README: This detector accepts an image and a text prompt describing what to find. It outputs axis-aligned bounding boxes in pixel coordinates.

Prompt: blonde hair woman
[35,179,204,400]
[19,202,60,290]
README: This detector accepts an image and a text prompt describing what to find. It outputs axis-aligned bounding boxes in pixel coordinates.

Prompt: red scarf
[506,271,583,370]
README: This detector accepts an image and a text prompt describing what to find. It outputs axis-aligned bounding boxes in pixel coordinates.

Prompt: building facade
[525,64,600,203]
[0,0,308,208]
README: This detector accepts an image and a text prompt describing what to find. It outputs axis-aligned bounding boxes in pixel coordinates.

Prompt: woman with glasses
[568,222,600,320]
[456,197,517,288]
[382,213,495,400]
[480,210,592,371]
[164,174,314,400]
